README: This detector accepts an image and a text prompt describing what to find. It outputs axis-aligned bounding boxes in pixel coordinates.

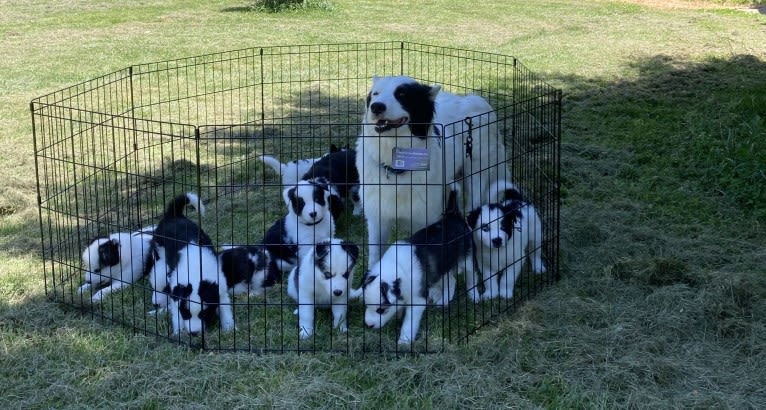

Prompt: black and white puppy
[356,75,506,264]
[467,180,546,300]
[78,225,155,302]
[262,180,336,285]
[287,238,359,339]
[301,147,361,218]
[357,189,476,345]
[149,192,234,336]
[218,244,271,296]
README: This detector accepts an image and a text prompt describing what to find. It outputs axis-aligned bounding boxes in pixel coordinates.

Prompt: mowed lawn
[1,0,765,408]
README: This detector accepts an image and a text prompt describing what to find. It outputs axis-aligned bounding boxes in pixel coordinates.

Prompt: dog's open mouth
[374,117,408,133]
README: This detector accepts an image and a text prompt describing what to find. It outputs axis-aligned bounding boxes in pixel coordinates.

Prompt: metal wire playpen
[31,42,561,353]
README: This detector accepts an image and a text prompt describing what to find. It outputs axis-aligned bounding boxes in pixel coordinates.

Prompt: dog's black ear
[466,208,481,229]
[365,91,372,108]
[170,283,193,301]
[340,240,359,264]
[360,273,377,289]
[391,278,403,300]
[314,242,330,260]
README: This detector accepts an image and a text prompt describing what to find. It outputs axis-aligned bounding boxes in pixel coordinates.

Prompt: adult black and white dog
[149,192,234,336]
[287,238,359,339]
[262,180,336,285]
[78,225,155,302]
[467,180,546,300]
[356,75,506,264]
[260,146,361,218]
[218,244,271,296]
[357,189,476,345]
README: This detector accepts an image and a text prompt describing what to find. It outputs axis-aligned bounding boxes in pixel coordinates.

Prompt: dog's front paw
[397,335,414,345]
[221,319,235,332]
[90,290,105,302]
[299,326,314,339]
[339,323,348,333]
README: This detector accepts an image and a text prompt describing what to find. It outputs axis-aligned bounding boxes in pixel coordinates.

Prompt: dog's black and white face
[360,272,403,329]
[467,203,522,249]
[170,244,223,336]
[310,239,359,299]
[219,245,271,295]
[283,180,332,225]
[365,76,440,137]
[81,237,120,285]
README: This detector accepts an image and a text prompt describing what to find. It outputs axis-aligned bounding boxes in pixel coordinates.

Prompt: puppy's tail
[258,155,285,176]
[164,192,205,218]
[488,179,524,204]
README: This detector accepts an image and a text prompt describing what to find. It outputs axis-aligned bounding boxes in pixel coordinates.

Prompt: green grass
[2,0,766,408]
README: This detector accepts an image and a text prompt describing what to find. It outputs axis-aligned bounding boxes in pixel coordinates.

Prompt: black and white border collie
[218,244,271,296]
[149,192,234,336]
[356,75,506,264]
[467,180,546,300]
[357,189,476,345]
[262,180,336,285]
[260,145,361,218]
[287,238,359,339]
[78,225,155,302]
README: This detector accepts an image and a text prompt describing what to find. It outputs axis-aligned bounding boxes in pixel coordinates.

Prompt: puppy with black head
[357,188,476,345]
[287,238,359,339]
[218,244,271,296]
[261,180,336,285]
[149,192,234,336]
[78,225,155,302]
[301,146,361,218]
[467,180,546,300]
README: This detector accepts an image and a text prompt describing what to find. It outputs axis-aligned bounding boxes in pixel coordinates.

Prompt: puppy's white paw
[469,289,482,303]
[348,287,363,300]
[340,323,348,333]
[147,307,167,317]
[220,319,235,332]
[299,327,314,339]
[397,335,414,345]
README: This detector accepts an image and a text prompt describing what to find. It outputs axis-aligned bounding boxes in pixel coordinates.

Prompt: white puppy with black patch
[219,244,271,296]
[357,190,476,345]
[78,225,155,302]
[150,192,234,336]
[356,75,506,264]
[287,238,359,339]
[262,180,336,284]
[467,180,546,300]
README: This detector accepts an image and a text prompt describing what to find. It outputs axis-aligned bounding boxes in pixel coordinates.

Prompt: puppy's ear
[283,186,296,207]
[466,208,481,229]
[391,278,403,300]
[428,84,441,101]
[340,240,360,264]
[314,242,330,260]
[360,272,377,289]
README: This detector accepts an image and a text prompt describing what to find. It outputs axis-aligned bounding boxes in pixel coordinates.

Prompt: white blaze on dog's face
[283,181,331,225]
[468,203,522,249]
[365,76,441,137]
[360,273,402,329]
[313,240,359,298]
